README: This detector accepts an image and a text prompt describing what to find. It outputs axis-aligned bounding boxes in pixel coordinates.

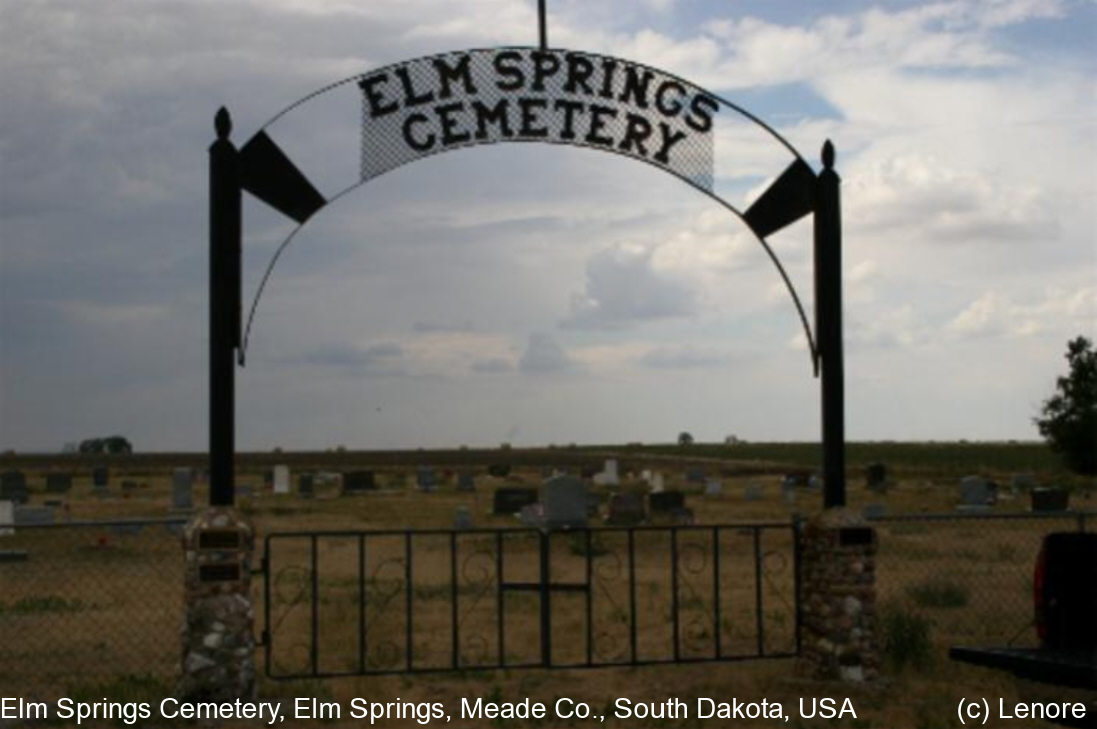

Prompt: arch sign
[207,45,846,510]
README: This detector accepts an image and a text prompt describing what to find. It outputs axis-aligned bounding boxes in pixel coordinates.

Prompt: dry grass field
[0,445,1093,728]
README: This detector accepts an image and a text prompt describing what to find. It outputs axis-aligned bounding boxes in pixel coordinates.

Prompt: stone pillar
[178,507,256,701]
[797,509,878,682]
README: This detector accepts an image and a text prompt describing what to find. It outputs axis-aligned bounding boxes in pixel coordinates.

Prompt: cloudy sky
[1,0,1094,453]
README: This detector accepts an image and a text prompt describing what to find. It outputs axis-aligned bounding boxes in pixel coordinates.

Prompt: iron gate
[262,523,799,678]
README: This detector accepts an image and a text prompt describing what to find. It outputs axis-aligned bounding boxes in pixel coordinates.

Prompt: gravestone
[342,470,376,493]
[298,474,315,499]
[671,507,695,525]
[487,464,511,478]
[1011,473,1038,494]
[539,475,588,529]
[453,505,472,529]
[649,490,685,513]
[606,492,645,526]
[0,501,14,535]
[456,472,476,492]
[1031,488,1069,512]
[92,466,109,487]
[272,465,290,495]
[172,468,194,510]
[865,463,887,493]
[686,467,706,484]
[416,466,437,492]
[704,478,723,497]
[959,475,995,509]
[744,483,764,501]
[593,459,619,486]
[808,473,823,491]
[650,472,665,493]
[0,471,28,505]
[237,484,254,499]
[519,502,546,527]
[46,473,73,494]
[492,487,537,515]
[14,506,54,526]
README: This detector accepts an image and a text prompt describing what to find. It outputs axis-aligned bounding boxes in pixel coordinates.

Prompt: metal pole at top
[538,0,547,50]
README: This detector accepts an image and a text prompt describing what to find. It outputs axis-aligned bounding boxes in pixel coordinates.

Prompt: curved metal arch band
[240,48,818,372]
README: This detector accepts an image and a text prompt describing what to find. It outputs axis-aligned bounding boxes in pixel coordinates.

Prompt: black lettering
[554,99,584,140]
[395,66,434,107]
[685,94,719,133]
[494,50,524,91]
[654,80,685,117]
[357,73,398,118]
[402,113,435,151]
[564,53,595,95]
[435,102,471,145]
[599,58,617,99]
[471,99,514,139]
[586,104,617,146]
[531,51,560,92]
[653,122,687,164]
[619,66,653,109]
[518,97,549,137]
[433,54,477,99]
[618,113,653,156]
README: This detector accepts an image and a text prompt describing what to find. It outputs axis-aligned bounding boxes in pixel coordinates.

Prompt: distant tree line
[78,435,133,454]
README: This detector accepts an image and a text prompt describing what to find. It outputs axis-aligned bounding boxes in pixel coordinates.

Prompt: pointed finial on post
[822,139,835,170]
[214,107,232,141]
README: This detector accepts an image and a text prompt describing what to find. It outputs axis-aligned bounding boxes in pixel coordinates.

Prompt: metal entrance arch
[208,46,846,509]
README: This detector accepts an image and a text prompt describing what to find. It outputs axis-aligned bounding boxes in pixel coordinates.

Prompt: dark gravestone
[456,472,476,492]
[342,470,376,493]
[1031,488,1069,512]
[539,475,589,529]
[649,490,685,513]
[92,466,109,487]
[606,492,646,526]
[865,463,887,491]
[46,473,73,494]
[0,471,29,504]
[298,474,315,498]
[416,466,437,492]
[492,487,537,515]
[14,506,54,525]
[487,464,511,478]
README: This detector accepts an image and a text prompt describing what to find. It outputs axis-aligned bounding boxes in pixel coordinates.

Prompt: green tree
[1035,336,1097,475]
[677,431,694,446]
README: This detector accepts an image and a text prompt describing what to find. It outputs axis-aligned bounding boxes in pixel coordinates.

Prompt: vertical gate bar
[793,520,803,655]
[358,534,366,674]
[405,533,413,671]
[753,527,765,656]
[671,528,680,662]
[585,529,593,666]
[713,526,722,659]
[310,534,319,676]
[450,531,459,669]
[263,535,272,678]
[539,531,551,667]
[628,529,637,664]
[496,531,504,667]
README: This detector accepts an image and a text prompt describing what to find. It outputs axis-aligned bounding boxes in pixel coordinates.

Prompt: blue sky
[1,0,1094,452]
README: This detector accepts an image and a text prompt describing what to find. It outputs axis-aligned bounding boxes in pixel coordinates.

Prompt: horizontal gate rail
[263,523,798,679]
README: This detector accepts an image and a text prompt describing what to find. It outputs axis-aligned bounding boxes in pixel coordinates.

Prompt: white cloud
[519,333,575,373]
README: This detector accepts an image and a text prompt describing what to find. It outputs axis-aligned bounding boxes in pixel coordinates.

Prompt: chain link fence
[867,511,1091,664]
[0,519,187,700]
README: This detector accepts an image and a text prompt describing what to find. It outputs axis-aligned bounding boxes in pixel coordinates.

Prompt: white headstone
[0,500,13,536]
[593,459,619,486]
[273,465,290,494]
[650,472,665,493]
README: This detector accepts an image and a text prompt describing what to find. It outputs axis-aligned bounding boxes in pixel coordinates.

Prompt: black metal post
[209,108,239,507]
[538,0,547,50]
[814,140,845,508]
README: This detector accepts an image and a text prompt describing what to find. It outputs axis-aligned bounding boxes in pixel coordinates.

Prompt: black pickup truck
[950,532,1096,727]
